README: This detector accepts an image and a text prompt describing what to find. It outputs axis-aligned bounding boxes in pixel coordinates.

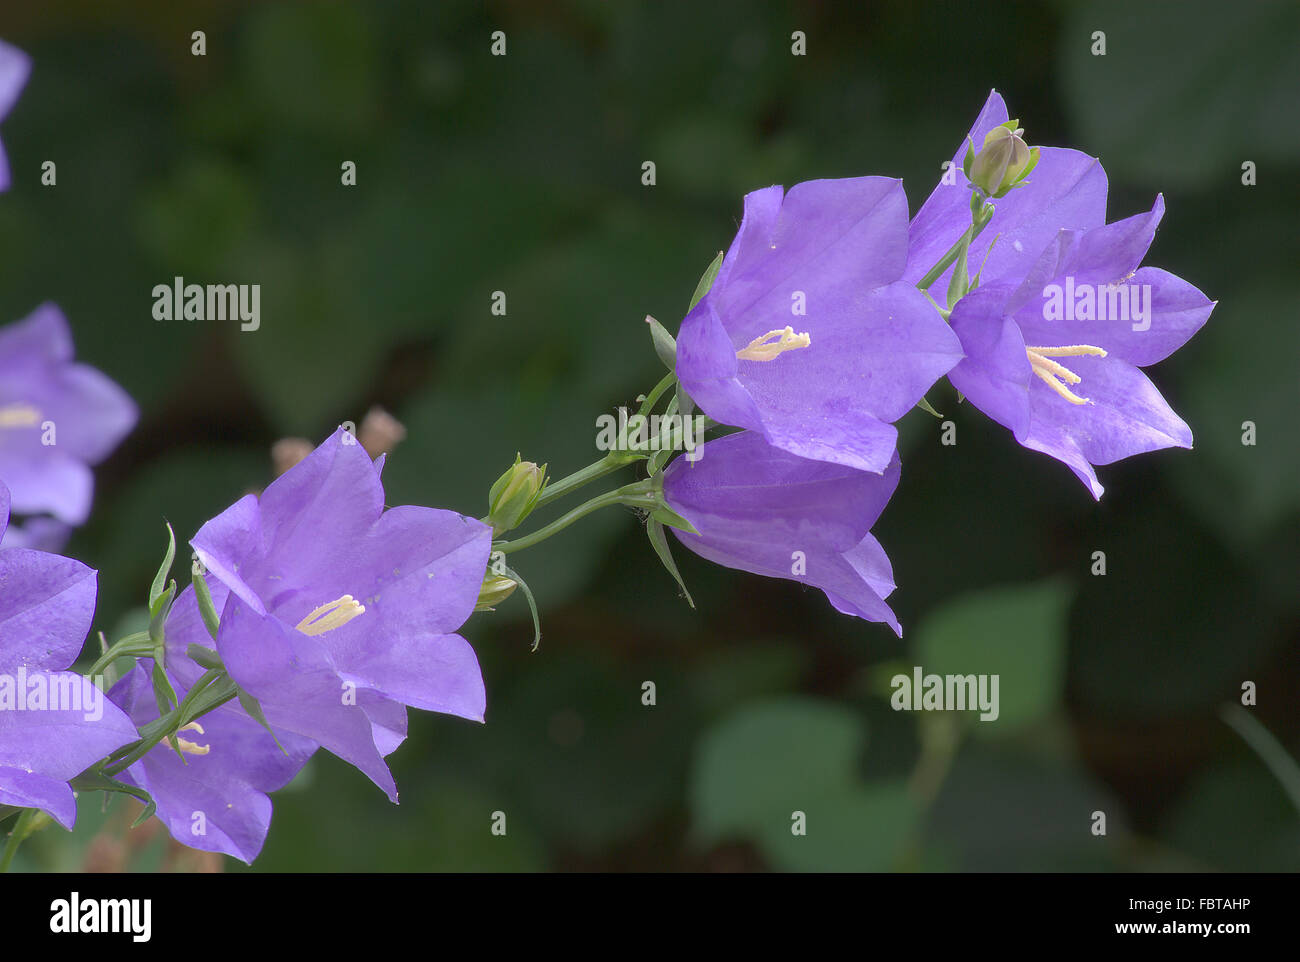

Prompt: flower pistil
[1024,344,1107,405]
[295,594,367,636]
[161,721,210,756]
[735,326,811,362]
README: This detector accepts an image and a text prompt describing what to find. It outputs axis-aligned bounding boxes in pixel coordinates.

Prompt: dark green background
[3,0,1297,871]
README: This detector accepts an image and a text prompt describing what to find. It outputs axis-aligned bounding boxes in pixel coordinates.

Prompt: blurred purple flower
[675,177,962,475]
[0,303,138,525]
[906,89,1108,293]
[109,660,316,864]
[663,431,902,635]
[0,39,30,192]
[191,429,492,801]
[945,196,1215,497]
[0,482,137,828]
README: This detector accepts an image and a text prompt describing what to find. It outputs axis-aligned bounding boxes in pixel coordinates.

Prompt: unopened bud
[486,455,547,535]
[475,573,518,611]
[964,120,1039,199]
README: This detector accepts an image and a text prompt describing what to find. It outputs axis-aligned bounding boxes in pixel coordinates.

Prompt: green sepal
[646,519,695,608]
[499,562,542,652]
[688,250,724,311]
[69,772,158,826]
[649,504,699,536]
[962,136,976,179]
[237,688,288,756]
[186,644,224,670]
[915,395,944,419]
[191,561,221,642]
[645,315,678,371]
[148,523,177,617]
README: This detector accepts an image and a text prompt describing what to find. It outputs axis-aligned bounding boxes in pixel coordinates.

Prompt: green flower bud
[474,572,519,611]
[487,455,547,535]
[965,120,1039,199]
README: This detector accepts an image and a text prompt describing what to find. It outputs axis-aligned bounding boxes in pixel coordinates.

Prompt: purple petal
[110,664,316,864]
[0,40,30,122]
[217,599,399,801]
[663,431,902,634]
[0,670,138,827]
[1018,356,1192,499]
[0,547,96,672]
[947,285,1033,438]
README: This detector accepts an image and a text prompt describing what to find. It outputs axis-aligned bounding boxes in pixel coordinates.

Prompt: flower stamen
[1025,344,1107,405]
[0,403,41,428]
[162,721,210,756]
[295,594,366,636]
[736,326,811,362]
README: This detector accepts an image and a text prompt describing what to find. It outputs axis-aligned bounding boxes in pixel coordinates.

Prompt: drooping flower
[0,482,137,828]
[109,657,316,865]
[906,90,1108,293]
[662,430,903,635]
[0,303,138,525]
[0,39,30,192]
[190,428,492,801]
[944,196,1215,497]
[675,177,963,475]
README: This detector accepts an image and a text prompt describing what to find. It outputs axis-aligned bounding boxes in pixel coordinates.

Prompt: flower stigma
[736,326,811,362]
[1025,344,1108,405]
[162,721,210,756]
[295,594,367,636]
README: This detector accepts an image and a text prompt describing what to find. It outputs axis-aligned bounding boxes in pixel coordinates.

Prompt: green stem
[0,808,35,872]
[530,372,678,511]
[84,631,153,679]
[1220,703,1300,815]
[532,453,630,511]
[916,202,995,293]
[498,482,657,555]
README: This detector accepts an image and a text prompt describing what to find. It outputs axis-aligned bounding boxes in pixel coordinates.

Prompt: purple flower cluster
[669,89,1212,632]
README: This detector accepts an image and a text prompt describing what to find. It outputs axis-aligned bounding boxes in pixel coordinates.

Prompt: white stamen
[295,594,366,636]
[736,326,812,362]
[1025,344,1108,405]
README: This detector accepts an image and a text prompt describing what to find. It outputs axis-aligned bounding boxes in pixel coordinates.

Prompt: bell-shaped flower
[0,303,138,525]
[662,430,902,635]
[190,429,492,801]
[675,177,963,475]
[0,482,137,828]
[109,659,316,865]
[944,196,1214,497]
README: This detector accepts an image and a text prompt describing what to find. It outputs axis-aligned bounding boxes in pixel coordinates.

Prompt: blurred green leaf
[914,579,1071,734]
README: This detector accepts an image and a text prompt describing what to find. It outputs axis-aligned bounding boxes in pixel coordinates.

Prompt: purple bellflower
[0,303,138,527]
[906,90,1108,293]
[675,177,963,475]
[944,196,1215,498]
[109,659,316,864]
[662,430,902,635]
[190,429,492,801]
[0,482,137,828]
[0,39,29,192]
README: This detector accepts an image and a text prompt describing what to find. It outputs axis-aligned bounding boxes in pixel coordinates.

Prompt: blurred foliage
[0,0,1295,871]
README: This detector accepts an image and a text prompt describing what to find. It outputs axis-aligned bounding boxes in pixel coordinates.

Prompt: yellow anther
[0,403,41,428]
[295,594,366,636]
[163,722,210,756]
[736,326,812,362]
[1025,344,1107,406]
